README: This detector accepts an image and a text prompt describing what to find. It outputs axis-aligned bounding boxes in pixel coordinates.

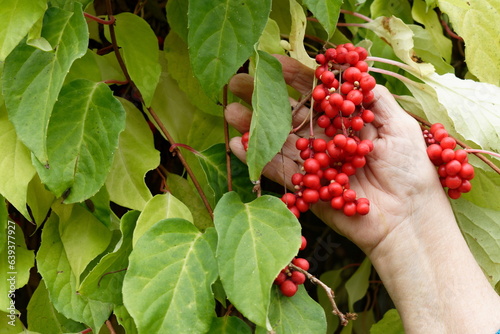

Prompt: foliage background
[0,0,499,333]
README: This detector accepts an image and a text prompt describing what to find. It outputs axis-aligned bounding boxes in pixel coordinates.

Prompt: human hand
[226,55,452,255]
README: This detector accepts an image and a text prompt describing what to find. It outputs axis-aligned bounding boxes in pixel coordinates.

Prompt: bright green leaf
[107,12,161,107]
[207,316,252,333]
[26,13,52,52]
[247,50,292,181]
[214,192,301,330]
[256,285,327,334]
[288,0,317,68]
[0,0,48,60]
[409,25,454,74]
[36,214,113,331]
[27,280,86,334]
[33,79,125,203]
[302,0,342,38]
[52,202,112,287]
[0,104,36,219]
[461,166,500,211]
[123,220,218,334]
[451,199,500,288]
[133,193,194,246]
[0,310,25,332]
[26,174,55,226]
[105,98,159,211]
[370,309,404,334]
[164,31,220,116]
[166,173,213,231]
[188,0,272,100]
[2,4,88,164]
[64,49,102,84]
[345,257,371,312]
[114,304,138,334]
[437,0,500,85]
[257,18,286,55]
[79,210,139,305]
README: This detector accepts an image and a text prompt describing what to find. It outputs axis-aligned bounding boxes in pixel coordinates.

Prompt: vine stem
[405,110,500,175]
[339,9,373,22]
[83,12,115,25]
[367,67,417,85]
[104,0,214,218]
[288,263,357,326]
[105,320,117,334]
[366,56,415,73]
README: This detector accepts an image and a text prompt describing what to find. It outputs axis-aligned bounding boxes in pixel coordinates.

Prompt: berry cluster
[280,44,376,218]
[424,123,474,199]
[273,236,310,297]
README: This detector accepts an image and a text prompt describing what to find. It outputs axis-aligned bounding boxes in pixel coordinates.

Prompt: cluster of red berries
[279,44,376,218]
[424,123,474,199]
[273,236,310,297]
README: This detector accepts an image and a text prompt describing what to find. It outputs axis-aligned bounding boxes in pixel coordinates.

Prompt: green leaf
[123,220,218,334]
[26,11,52,52]
[302,0,342,38]
[107,12,161,107]
[0,0,48,60]
[437,0,500,85]
[317,268,346,332]
[27,174,55,225]
[64,49,103,84]
[409,24,454,74]
[214,192,301,330]
[188,0,272,100]
[166,173,213,231]
[105,98,159,211]
[207,316,252,334]
[451,199,500,288]
[197,143,255,205]
[419,73,500,154]
[461,166,500,211]
[2,4,88,164]
[164,31,220,116]
[166,0,188,42]
[52,202,112,287]
[370,309,404,334]
[36,214,113,331]
[114,304,138,334]
[79,210,139,305]
[247,50,292,181]
[33,79,126,203]
[411,0,452,62]
[370,0,413,23]
[0,104,36,219]
[345,257,371,312]
[288,0,317,68]
[0,310,25,333]
[257,18,286,55]
[27,280,86,334]
[133,193,194,246]
[256,285,327,333]
[0,220,35,311]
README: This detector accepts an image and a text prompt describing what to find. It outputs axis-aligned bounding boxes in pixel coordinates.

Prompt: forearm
[369,198,500,333]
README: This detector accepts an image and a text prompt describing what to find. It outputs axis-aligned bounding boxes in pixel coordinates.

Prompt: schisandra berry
[424,123,474,199]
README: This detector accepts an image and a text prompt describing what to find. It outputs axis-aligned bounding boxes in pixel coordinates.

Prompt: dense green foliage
[0,0,499,333]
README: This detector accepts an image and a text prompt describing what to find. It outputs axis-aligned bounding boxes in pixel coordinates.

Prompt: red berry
[280,279,298,297]
[290,271,307,285]
[312,85,327,101]
[299,236,307,251]
[447,188,462,199]
[331,195,345,210]
[445,175,462,189]
[317,115,331,128]
[303,158,321,174]
[315,54,326,65]
[274,272,287,285]
[281,193,296,207]
[320,71,335,86]
[445,160,462,176]
[295,197,310,212]
[359,75,376,91]
[302,189,319,203]
[291,173,303,186]
[343,202,357,216]
[302,174,321,189]
[355,60,369,72]
[459,163,474,180]
[296,137,309,151]
[440,136,456,150]
[430,123,444,135]
[343,67,362,83]
[343,188,357,202]
[351,116,364,131]
[361,109,375,123]
[292,258,310,271]
[434,128,449,142]
[328,182,343,197]
[426,144,442,161]
[356,201,370,215]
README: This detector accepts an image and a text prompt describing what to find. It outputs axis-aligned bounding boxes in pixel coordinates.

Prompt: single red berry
[303,158,321,174]
[295,197,310,213]
[281,193,296,207]
[343,67,362,83]
[292,258,310,271]
[302,189,320,203]
[295,137,309,151]
[331,195,345,210]
[299,236,307,251]
[290,271,307,285]
[280,279,298,297]
[274,272,287,285]
[343,202,357,216]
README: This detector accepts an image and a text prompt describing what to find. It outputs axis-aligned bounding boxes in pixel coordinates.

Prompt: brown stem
[105,0,214,219]
[105,320,117,334]
[97,268,128,287]
[169,143,201,156]
[102,79,129,85]
[288,263,357,326]
[223,84,233,192]
[405,110,500,175]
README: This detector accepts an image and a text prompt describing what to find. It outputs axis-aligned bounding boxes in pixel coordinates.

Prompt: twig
[83,12,115,25]
[104,0,214,218]
[288,263,357,326]
[340,9,373,22]
[105,320,117,334]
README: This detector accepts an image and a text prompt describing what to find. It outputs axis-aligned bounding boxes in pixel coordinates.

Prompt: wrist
[368,195,500,333]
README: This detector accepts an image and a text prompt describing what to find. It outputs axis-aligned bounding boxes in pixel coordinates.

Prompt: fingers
[228,73,253,105]
[225,102,252,133]
[273,55,315,95]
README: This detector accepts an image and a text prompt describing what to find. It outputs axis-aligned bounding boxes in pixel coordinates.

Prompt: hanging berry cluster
[281,44,377,218]
[423,123,475,199]
[273,236,309,297]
